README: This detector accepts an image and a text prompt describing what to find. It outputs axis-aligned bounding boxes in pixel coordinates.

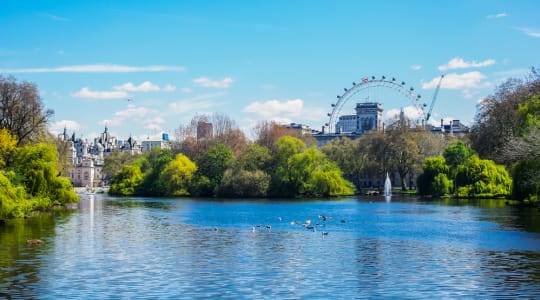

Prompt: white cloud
[168,92,228,113]
[114,81,160,92]
[422,72,490,90]
[243,99,304,122]
[410,64,422,71]
[193,77,233,88]
[0,64,186,73]
[48,120,83,135]
[438,57,496,71]
[101,104,161,129]
[385,106,424,122]
[180,87,193,93]
[486,12,507,19]
[71,87,128,99]
[517,27,540,38]
[163,84,176,92]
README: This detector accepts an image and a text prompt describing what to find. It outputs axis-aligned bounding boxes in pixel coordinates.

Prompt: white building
[58,126,164,188]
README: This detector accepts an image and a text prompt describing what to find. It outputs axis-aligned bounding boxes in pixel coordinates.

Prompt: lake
[1,194,540,299]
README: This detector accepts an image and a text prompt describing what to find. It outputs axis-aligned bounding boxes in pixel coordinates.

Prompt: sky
[1,0,539,142]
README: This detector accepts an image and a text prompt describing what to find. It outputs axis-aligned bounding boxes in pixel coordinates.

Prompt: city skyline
[1,1,539,141]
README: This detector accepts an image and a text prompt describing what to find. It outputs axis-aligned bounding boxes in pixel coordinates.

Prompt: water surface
[1,195,540,299]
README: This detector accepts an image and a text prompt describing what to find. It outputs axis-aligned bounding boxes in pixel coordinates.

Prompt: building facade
[58,126,171,188]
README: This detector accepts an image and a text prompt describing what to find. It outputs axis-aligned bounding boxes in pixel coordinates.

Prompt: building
[58,126,170,187]
[197,121,213,140]
[283,123,313,136]
[141,133,171,152]
[314,102,384,146]
[356,102,383,134]
[428,119,470,136]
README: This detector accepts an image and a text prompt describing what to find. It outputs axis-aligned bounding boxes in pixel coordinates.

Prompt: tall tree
[0,76,54,145]
[469,68,540,163]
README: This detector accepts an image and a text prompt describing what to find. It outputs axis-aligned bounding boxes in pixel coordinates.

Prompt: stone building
[58,126,149,188]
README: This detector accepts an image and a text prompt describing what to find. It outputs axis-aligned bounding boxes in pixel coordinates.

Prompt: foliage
[102,149,140,183]
[386,127,420,190]
[454,156,512,198]
[12,143,78,203]
[236,144,272,172]
[443,141,475,168]
[139,148,174,196]
[0,128,18,168]
[159,153,197,196]
[470,69,540,163]
[109,164,144,196]
[418,143,511,198]
[512,156,540,202]
[0,143,78,220]
[219,169,271,197]
[0,76,54,145]
[417,157,450,196]
[272,138,354,197]
[195,143,234,193]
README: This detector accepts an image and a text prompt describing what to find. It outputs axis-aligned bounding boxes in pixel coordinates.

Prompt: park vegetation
[3,66,540,217]
[109,117,355,198]
[0,76,79,220]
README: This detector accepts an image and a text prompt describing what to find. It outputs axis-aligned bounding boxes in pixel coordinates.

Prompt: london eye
[325,75,428,134]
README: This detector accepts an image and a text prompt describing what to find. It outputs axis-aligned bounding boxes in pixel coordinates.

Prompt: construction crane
[425,74,444,122]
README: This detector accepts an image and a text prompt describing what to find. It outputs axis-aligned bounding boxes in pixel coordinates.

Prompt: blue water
[1,194,540,299]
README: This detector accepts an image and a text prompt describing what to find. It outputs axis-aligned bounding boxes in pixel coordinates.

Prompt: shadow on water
[0,210,74,298]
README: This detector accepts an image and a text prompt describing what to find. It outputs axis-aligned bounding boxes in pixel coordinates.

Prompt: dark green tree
[196,143,234,193]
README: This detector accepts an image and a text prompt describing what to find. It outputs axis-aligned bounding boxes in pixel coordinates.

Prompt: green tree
[196,143,234,193]
[109,164,144,196]
[417,157,451,196]
[270,136,308,197]
[470,69,540,163]
[102,149,140,183]
[219,169,270,197]
[237,144,272,172]
[0,128,17,168]
[454,155,512,198]
[139,148,174,196]
[159,153,197,196]
[443,141,475,169]
[387,129,420,190]
[12,143,78,204]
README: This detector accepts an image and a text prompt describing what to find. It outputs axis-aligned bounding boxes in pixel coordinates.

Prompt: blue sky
[1,0,539,141]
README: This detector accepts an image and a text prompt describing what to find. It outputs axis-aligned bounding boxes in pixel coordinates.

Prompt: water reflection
[1,195,539,298]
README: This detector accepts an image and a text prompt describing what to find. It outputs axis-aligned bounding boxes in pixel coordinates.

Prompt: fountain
[384,172,392,199]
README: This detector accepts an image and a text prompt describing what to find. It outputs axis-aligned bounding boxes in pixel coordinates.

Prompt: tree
[12,143,78,203]
[469,69,540,163]
[173,113,248,158]
[0,76,54,145]
[443,141,475,169]
[417,157,451,196]
[102,149,140,182]
[139,148,174,196]
[159,153,197,196]
[236,143,272,172]
[109,164,144,196]
[387,128,420,190]
[196,143,234,193]
[454,155,512,198]
[253,120,301,150]
[0,128,17,168]
[219,169,270,197]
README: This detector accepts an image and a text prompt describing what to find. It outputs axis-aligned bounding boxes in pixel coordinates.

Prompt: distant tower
[197,121,213,140]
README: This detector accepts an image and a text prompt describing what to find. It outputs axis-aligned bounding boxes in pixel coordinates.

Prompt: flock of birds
[249,214,347,237]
